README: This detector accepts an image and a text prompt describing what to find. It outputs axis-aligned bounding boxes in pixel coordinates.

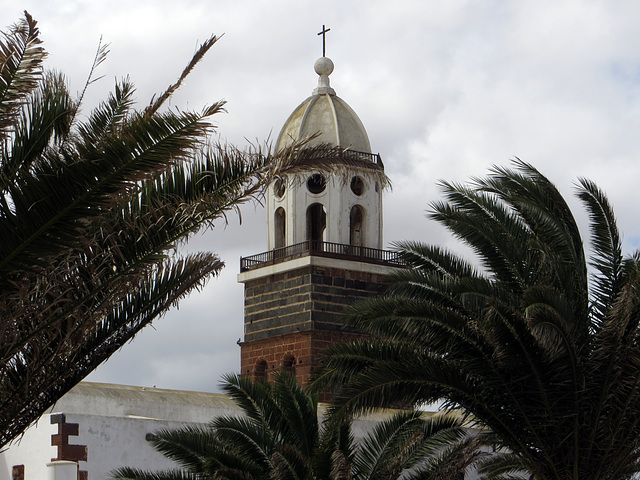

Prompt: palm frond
[110,467,200,480]
[576,177,623,324]
[481,160,589,323]
[148,424,216,472]
[0,253,223,446]
[270,140,390,189]
[429,180,535,293]
[0,101,219,280]
[0,13,326,449]
[145,34,221,116]
[0,11,45,145]
[0,70,74,190]
[77,76,135,145]
[476,451,534,480]
[271,372,319,458]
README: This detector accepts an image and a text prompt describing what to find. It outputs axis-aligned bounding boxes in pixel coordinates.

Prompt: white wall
[0,414,57,480]
[0,383,240,480]
[266,169,383,251]
[73,413,206,479]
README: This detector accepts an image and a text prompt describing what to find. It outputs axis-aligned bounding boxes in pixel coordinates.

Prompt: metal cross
[317,25,330,57]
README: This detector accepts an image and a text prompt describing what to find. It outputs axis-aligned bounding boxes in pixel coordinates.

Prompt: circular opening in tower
[307,174,327,194]
[350,176,365,196]
[274,178,286,199]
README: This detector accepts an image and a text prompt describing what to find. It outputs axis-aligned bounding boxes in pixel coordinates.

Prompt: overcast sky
[6,0,640,393]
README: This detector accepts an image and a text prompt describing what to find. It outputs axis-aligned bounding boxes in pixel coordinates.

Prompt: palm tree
[314,161,640,479]
[0,12,346,448]
[111,372,480,480]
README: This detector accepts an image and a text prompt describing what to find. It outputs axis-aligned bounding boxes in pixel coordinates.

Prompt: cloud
[6,0,640,392]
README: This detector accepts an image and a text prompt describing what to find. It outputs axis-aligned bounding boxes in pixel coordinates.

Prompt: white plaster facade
[0,382,414,480]
[238,253,398,283]
[266,170,383,250]
[0,383,240,480]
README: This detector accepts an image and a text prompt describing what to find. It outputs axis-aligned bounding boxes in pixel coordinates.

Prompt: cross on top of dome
[317,25,330,57]
[313,26,335,96]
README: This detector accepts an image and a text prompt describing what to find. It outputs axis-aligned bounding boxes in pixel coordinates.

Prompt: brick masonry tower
[238,43,401,388]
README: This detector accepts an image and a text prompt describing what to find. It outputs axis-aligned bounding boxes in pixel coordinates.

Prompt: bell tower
[238,35,401,388]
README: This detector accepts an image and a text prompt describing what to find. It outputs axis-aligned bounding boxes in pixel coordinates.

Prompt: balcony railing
[240,241,404,272]
[339,150,383,166]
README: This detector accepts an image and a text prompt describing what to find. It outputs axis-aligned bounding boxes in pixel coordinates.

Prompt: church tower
[238,35,401,387]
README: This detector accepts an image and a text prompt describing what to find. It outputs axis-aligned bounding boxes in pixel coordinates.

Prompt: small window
[307,174,327,194]
[274,178,286,199]
[350,176,365,196]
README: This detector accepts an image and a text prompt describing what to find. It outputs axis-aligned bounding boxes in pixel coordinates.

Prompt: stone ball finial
[314,57,334,76]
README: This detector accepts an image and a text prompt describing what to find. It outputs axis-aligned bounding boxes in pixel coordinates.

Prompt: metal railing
[340,150,383,166]
[240,241,404,272]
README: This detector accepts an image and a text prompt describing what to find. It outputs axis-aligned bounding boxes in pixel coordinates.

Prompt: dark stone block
[50,413,66,425]
[246,321,313,341]
[315,302,350,314]
[311,310,346,325]
[312,321,344,332]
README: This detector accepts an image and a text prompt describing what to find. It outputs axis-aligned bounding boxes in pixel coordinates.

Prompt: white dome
[275,57,372,153]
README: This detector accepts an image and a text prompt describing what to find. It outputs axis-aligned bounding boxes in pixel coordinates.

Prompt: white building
[0,382,405,480]
[0,383,239,479]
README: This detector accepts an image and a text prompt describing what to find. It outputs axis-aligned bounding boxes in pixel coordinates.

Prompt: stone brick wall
[241,264,386,387]
[307,266,386,331]
[244,268,314,341]
[243,265,386,341]
[240,330,364,388]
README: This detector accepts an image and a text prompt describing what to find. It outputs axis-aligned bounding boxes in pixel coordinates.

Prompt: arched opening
[282,354,296,376]
[306,203,326,251]
[350,205,365,248]
[275,207,286,249]
[254,360,268,382]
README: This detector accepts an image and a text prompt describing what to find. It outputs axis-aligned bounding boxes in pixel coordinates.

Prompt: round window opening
[350,176,365,196]
[274,178,286,199]
[307,174,327,194]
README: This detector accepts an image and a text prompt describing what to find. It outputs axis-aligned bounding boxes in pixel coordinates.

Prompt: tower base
[238,256,397,391]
